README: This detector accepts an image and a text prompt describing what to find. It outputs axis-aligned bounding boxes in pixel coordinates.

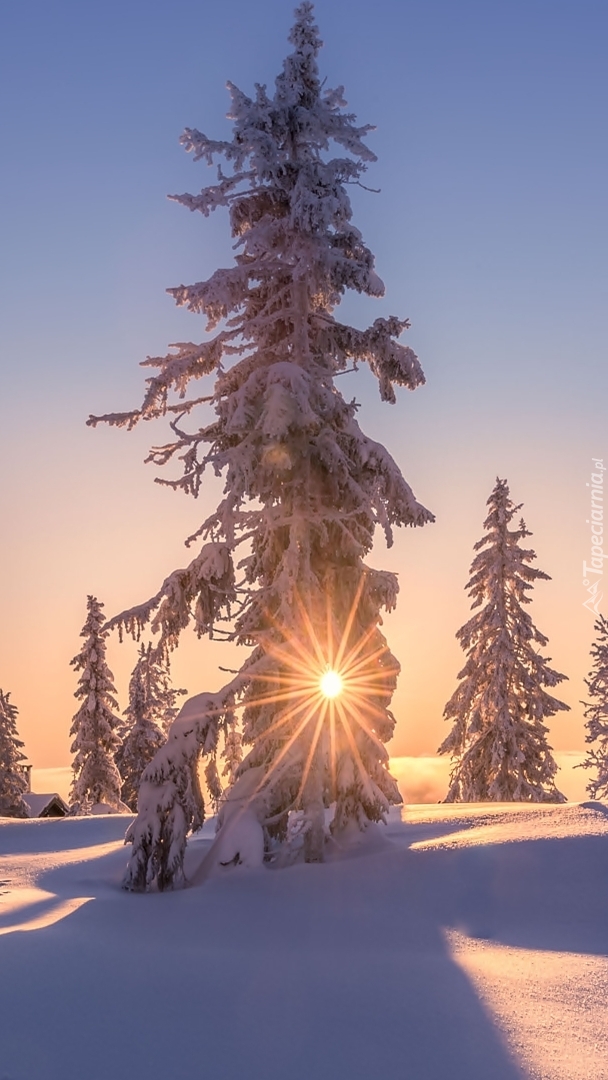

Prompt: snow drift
[2,803,608,1080]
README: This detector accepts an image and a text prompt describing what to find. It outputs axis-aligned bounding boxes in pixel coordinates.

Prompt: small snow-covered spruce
[579,615,608,798]
[222,717,243,788]
[69,596,123,813]
[158,656,187,735]
[200,717,243,814]
[91,3,432,889]
[439,478,568,803]
[124,687,238,891]
[0,689,28,818]
[115,644,167,810]
[134,643,187,735]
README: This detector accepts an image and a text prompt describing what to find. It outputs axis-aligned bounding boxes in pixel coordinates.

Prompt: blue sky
[1,0,607,771]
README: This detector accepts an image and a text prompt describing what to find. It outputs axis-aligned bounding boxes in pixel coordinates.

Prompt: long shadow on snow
[417,832,608,955]
[0,814,133,856]
[5,814,608,1079]
[0,832,528,1080]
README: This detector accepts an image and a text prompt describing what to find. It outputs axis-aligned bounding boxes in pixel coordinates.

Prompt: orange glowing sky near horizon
[1,407,598,777]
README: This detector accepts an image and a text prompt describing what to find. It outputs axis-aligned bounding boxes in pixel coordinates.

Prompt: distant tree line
[2,481,608,822]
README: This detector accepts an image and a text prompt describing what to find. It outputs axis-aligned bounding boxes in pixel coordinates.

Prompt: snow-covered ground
[2,802,608,1080]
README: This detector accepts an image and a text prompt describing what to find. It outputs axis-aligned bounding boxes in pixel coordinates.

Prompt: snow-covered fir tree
[439,478,568,802]
[201,719,243,814]
[222,717,243,787]
[116,644,171,811]
[156,653,187,734]
[0,689,28,818]
[579,614,608,798]
[126,642,186,735]
[91,3,432,889]
[69,596,123,813]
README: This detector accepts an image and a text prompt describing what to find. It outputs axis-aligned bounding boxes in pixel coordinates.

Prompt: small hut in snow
[22,792,69,818]
[18,764,69,818]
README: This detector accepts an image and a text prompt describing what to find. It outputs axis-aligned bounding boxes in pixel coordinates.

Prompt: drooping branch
[107,543,236,650]
[123,679,243,890]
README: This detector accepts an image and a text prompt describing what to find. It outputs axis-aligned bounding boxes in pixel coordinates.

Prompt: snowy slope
[1,804,608,1080]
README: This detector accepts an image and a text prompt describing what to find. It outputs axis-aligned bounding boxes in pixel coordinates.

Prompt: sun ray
[241,685,314,711]
[266,636,320,679]
[329,700,337,800]
[343,700,388,754]
[341,637,393,677]
[294,591,330,670]
[259,651,327,695]
[249,669,316,688]
[297,702,328,802]
[252,695,324,800]
[256,639,321,682]
[343,671,396,693]
[339,684,386,713]
[333,574,367,670]
[263,594,326,673]
[249,672,317,695]
[326,591,335,669]
[228,572,400,836]
[335,698,376,802]
[249,687,324,745]
[338,626,386,679]
[229,695,326,832]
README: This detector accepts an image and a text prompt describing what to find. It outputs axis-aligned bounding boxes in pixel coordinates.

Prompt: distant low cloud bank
[390,752,588,805]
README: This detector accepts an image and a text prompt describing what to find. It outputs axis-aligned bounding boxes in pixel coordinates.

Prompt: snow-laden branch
[123,680,242,890]
[106,544,236,650]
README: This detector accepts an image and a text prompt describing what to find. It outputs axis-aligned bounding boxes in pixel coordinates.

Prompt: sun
[234,578,400,820]
[319,669,343,699]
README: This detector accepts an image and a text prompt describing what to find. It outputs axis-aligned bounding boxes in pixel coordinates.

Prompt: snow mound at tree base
[89,801,132,816]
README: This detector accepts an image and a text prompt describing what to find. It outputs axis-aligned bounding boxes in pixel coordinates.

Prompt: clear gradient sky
[1,0,607,776]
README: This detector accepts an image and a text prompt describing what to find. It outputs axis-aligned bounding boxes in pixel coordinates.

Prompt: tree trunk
[303,752,325,863]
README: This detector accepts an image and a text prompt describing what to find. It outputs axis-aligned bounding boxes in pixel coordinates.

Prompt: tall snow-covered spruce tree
[579,615,608,798]
[91,3,432,889]
[439,478,568,802]
[69,596,124,813]
[0,689,28,818]
[116,644,182,811]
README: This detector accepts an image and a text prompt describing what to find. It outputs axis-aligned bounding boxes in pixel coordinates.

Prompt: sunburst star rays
[238,585,399,822]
